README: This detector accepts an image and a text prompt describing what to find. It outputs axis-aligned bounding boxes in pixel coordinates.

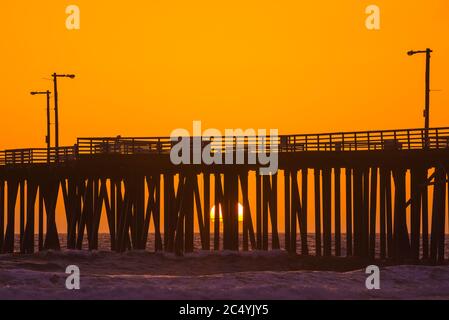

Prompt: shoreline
[1,250,449,300]
[1,250,447,276]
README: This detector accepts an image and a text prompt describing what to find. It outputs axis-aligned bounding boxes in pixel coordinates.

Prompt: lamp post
[407,48,432,147]
[52,73,75,162]
[30,90,52,163]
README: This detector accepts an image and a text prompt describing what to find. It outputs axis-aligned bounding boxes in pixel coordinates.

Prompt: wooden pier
[1,127,449,263]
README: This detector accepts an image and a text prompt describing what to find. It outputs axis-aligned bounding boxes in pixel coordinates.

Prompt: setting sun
[210,204,244,223]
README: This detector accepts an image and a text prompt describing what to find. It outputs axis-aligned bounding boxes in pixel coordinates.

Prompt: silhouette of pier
[1,127,449,263]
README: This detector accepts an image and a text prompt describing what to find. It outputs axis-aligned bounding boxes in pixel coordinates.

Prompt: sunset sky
[1,0,448,151]
[1,1,449,234]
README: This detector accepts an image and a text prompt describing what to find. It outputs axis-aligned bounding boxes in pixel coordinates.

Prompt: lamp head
[53,73,76,79]
[30,91,50,96]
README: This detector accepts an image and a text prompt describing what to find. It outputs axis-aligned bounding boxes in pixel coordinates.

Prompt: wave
[1,264,449,300]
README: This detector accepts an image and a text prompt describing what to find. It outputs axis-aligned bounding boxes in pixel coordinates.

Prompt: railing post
[74,144,79,160]
[435,129,439,149]
[367,132,371,151]
[380,131,384,150]
[407,130,411,150]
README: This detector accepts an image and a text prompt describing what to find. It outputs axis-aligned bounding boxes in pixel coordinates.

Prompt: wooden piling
[43,179,61,251]
[334,168,341,257]
[145,174,163,251]
[284,170,291,252]
[115,179,124,252]
[385,169,393,258]
[0,180,4,253]
[185,174,195,253]
[314,169,322,256]
[353,168,363,257]
[164,174,175,252]
[322,168,332,256]
[290,170,298,254]
[256,172,262,250]
[345,168,353,256]
[19,180,25,253]
[301,169,309,255]
[214,174,222,251]
[262,175,269,250]
[38,186,44,251]
[362,168,370,258]
[64,178,76,249]
[270,174,280,250]
[231,173,240,251]
[154,175,163,251]
[421,169,429,259]
[430,167,446,263]
[174,175,188,255]
[240,171,256,251]
[193,175,206,250]
[379,168,387,259]
[222,173,230,250]
[4,180,18,253]
[24,180,38,253]
[410,168,422,260]
[369,167,378,260]
[393,168,410,260]
[204,173,211,250]
[77,179,92,250]
[134,175,145,250]
[109,178,117,251]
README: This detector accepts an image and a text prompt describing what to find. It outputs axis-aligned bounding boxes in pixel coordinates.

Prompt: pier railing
[1,127,449,166]
[285,127,449,152]
[0,147,77,166]
[76,127,449,155]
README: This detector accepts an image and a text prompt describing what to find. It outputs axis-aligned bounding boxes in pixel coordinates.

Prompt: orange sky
[1,1,449,236]
[1,0,449,151]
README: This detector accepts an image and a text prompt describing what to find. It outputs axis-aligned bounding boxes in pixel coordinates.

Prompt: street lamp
[52,73,76,162]
[407,48,432,147]
[31,90,52,163]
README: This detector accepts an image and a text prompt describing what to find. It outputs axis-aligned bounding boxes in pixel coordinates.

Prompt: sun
[210,204,244,222]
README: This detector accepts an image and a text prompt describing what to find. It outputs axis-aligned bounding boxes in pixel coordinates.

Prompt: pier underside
[1,148,448,263]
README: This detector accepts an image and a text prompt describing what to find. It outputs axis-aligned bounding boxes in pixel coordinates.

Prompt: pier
[1,127,449,263]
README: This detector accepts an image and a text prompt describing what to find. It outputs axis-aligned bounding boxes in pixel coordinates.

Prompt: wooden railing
[77,127,449,155]
[1,127,449,166]
[284,127,449,152]
[0,147,77,166]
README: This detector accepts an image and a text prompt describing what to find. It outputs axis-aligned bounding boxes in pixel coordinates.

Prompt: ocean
[11,233,449,258]
[0,234,449,300]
